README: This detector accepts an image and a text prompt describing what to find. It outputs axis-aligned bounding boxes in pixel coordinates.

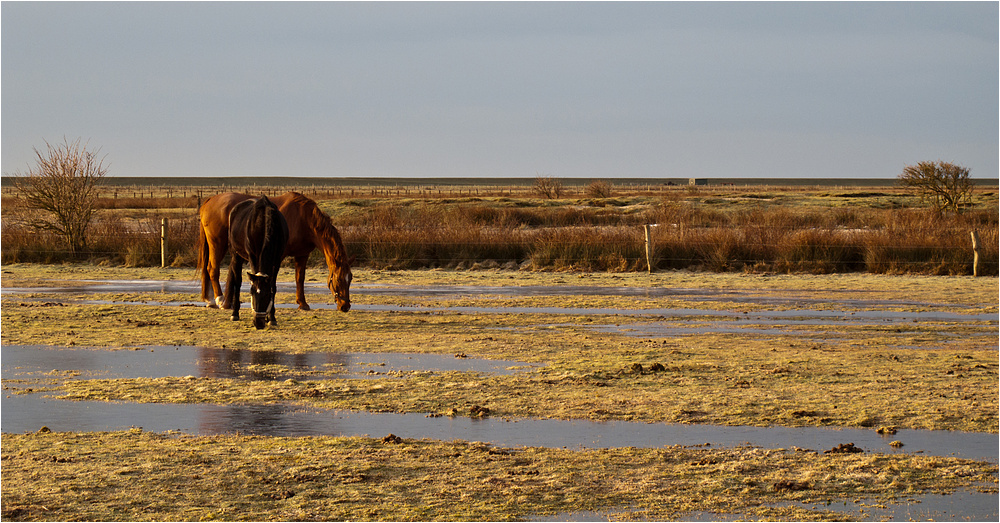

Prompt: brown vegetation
[1,184,996,275]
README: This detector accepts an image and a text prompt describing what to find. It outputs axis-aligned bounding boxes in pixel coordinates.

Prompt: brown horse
[199,192,353,312]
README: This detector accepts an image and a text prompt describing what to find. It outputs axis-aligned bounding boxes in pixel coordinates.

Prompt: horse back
[200,193,256,241]
[269,192,321,257]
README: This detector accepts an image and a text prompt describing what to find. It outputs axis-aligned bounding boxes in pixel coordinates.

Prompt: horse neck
[259,206,285,268]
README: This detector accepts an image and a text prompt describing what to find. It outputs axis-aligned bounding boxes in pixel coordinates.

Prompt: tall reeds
[2,197,996,275]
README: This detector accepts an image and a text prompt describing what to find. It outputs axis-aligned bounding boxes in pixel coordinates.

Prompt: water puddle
[535,488,1000,522]
[584,321,998,341]
[2,280,998,321]
[1,344,536,381]
[2,345,996,463]
[775,488,1000,522]
[3,343,996,521]
[13,296,997,335]
[3,393,997,462]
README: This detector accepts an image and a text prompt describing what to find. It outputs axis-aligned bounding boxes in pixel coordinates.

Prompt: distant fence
[9,180,992,202]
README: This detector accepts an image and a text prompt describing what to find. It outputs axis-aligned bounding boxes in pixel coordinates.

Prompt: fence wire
[3,221,994,275]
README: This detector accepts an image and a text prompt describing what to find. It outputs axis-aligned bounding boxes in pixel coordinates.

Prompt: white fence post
[970,230,980,277]
[644,224,653,274]
[161,218,169,268]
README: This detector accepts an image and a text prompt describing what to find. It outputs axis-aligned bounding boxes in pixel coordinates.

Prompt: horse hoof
[206,302,218,309]
[231,315,239,321]
[298,304,311,311]
[216,297,225,308]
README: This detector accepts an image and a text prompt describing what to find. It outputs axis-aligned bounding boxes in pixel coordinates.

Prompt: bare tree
[533,175,564,199]
[9,138,108,256]
[898,161,973,214]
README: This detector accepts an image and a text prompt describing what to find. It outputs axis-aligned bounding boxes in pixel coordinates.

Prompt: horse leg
[208,235,227,308]
[227,257,243,321]
[268,278,279,326]
[294,255,311,310]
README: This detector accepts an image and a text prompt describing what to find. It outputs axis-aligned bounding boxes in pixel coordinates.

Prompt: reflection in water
[3,279,997,521]
[4,392,999,462]
[1,345,535,382]
[4,397,994,522]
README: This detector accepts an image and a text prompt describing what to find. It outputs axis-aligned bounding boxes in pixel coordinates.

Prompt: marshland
[1,178,997,521]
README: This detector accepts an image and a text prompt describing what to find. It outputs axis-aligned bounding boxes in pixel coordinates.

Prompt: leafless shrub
[898,161,973,213]
[8,138,108,256]
[533,176,564,199]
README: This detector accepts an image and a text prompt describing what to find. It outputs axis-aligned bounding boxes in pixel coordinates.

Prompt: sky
[2,1,997,179]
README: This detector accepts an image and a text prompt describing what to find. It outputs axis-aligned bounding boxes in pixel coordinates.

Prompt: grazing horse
[199,191,353,312]
[224,195,289,329]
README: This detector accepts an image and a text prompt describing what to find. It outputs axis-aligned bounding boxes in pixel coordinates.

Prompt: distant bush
[586,180,614,198]
[898,161,973,213]
[533,176,564,199]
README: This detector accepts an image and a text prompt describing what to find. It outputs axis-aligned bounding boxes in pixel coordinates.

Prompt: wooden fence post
[161,218,169,268]
[644,224,653,274]
[970,230,980,277]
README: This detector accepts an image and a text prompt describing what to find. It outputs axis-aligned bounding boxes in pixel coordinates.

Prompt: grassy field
[2,264,997,520]
[2,180,998,520]
[3,430,994,522]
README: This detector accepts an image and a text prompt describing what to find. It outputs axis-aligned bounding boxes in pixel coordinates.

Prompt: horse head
[247,270,275,330]
[328,256,354,312]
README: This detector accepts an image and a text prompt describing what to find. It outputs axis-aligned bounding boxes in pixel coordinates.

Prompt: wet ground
[3,344,996,461]
[2,277,997,521]
[5,278,992,312]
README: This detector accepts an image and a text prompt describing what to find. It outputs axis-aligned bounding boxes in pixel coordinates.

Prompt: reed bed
[2,195,996,275]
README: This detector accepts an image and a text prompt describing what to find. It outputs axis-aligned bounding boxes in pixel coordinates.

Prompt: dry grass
[2,430,995,521]
[2,266,996,433]
[1,265,997,521]
[2,186,997,274]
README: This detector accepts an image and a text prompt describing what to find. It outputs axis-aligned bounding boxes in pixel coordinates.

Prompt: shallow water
[2,346,996,463]
[3,392,998,462]
[534,488,1000,522]
[3,278,988,311]
[3,278,997,520]
[1,344,536,381]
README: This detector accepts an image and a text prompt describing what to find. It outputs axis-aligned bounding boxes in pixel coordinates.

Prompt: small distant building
[689,178,708,186]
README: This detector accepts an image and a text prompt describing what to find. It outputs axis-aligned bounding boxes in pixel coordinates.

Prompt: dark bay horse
[199,191,353,313]
[225,195,289,329]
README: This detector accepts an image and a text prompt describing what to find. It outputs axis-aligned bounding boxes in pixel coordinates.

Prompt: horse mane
[257,196,286,269]
[286,192,348,264]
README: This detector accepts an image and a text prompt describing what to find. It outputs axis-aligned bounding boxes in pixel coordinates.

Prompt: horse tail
[198,212,211,302]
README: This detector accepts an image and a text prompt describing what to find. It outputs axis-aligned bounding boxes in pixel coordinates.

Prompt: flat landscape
[2,264,997,521]
[1,181,997,521]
